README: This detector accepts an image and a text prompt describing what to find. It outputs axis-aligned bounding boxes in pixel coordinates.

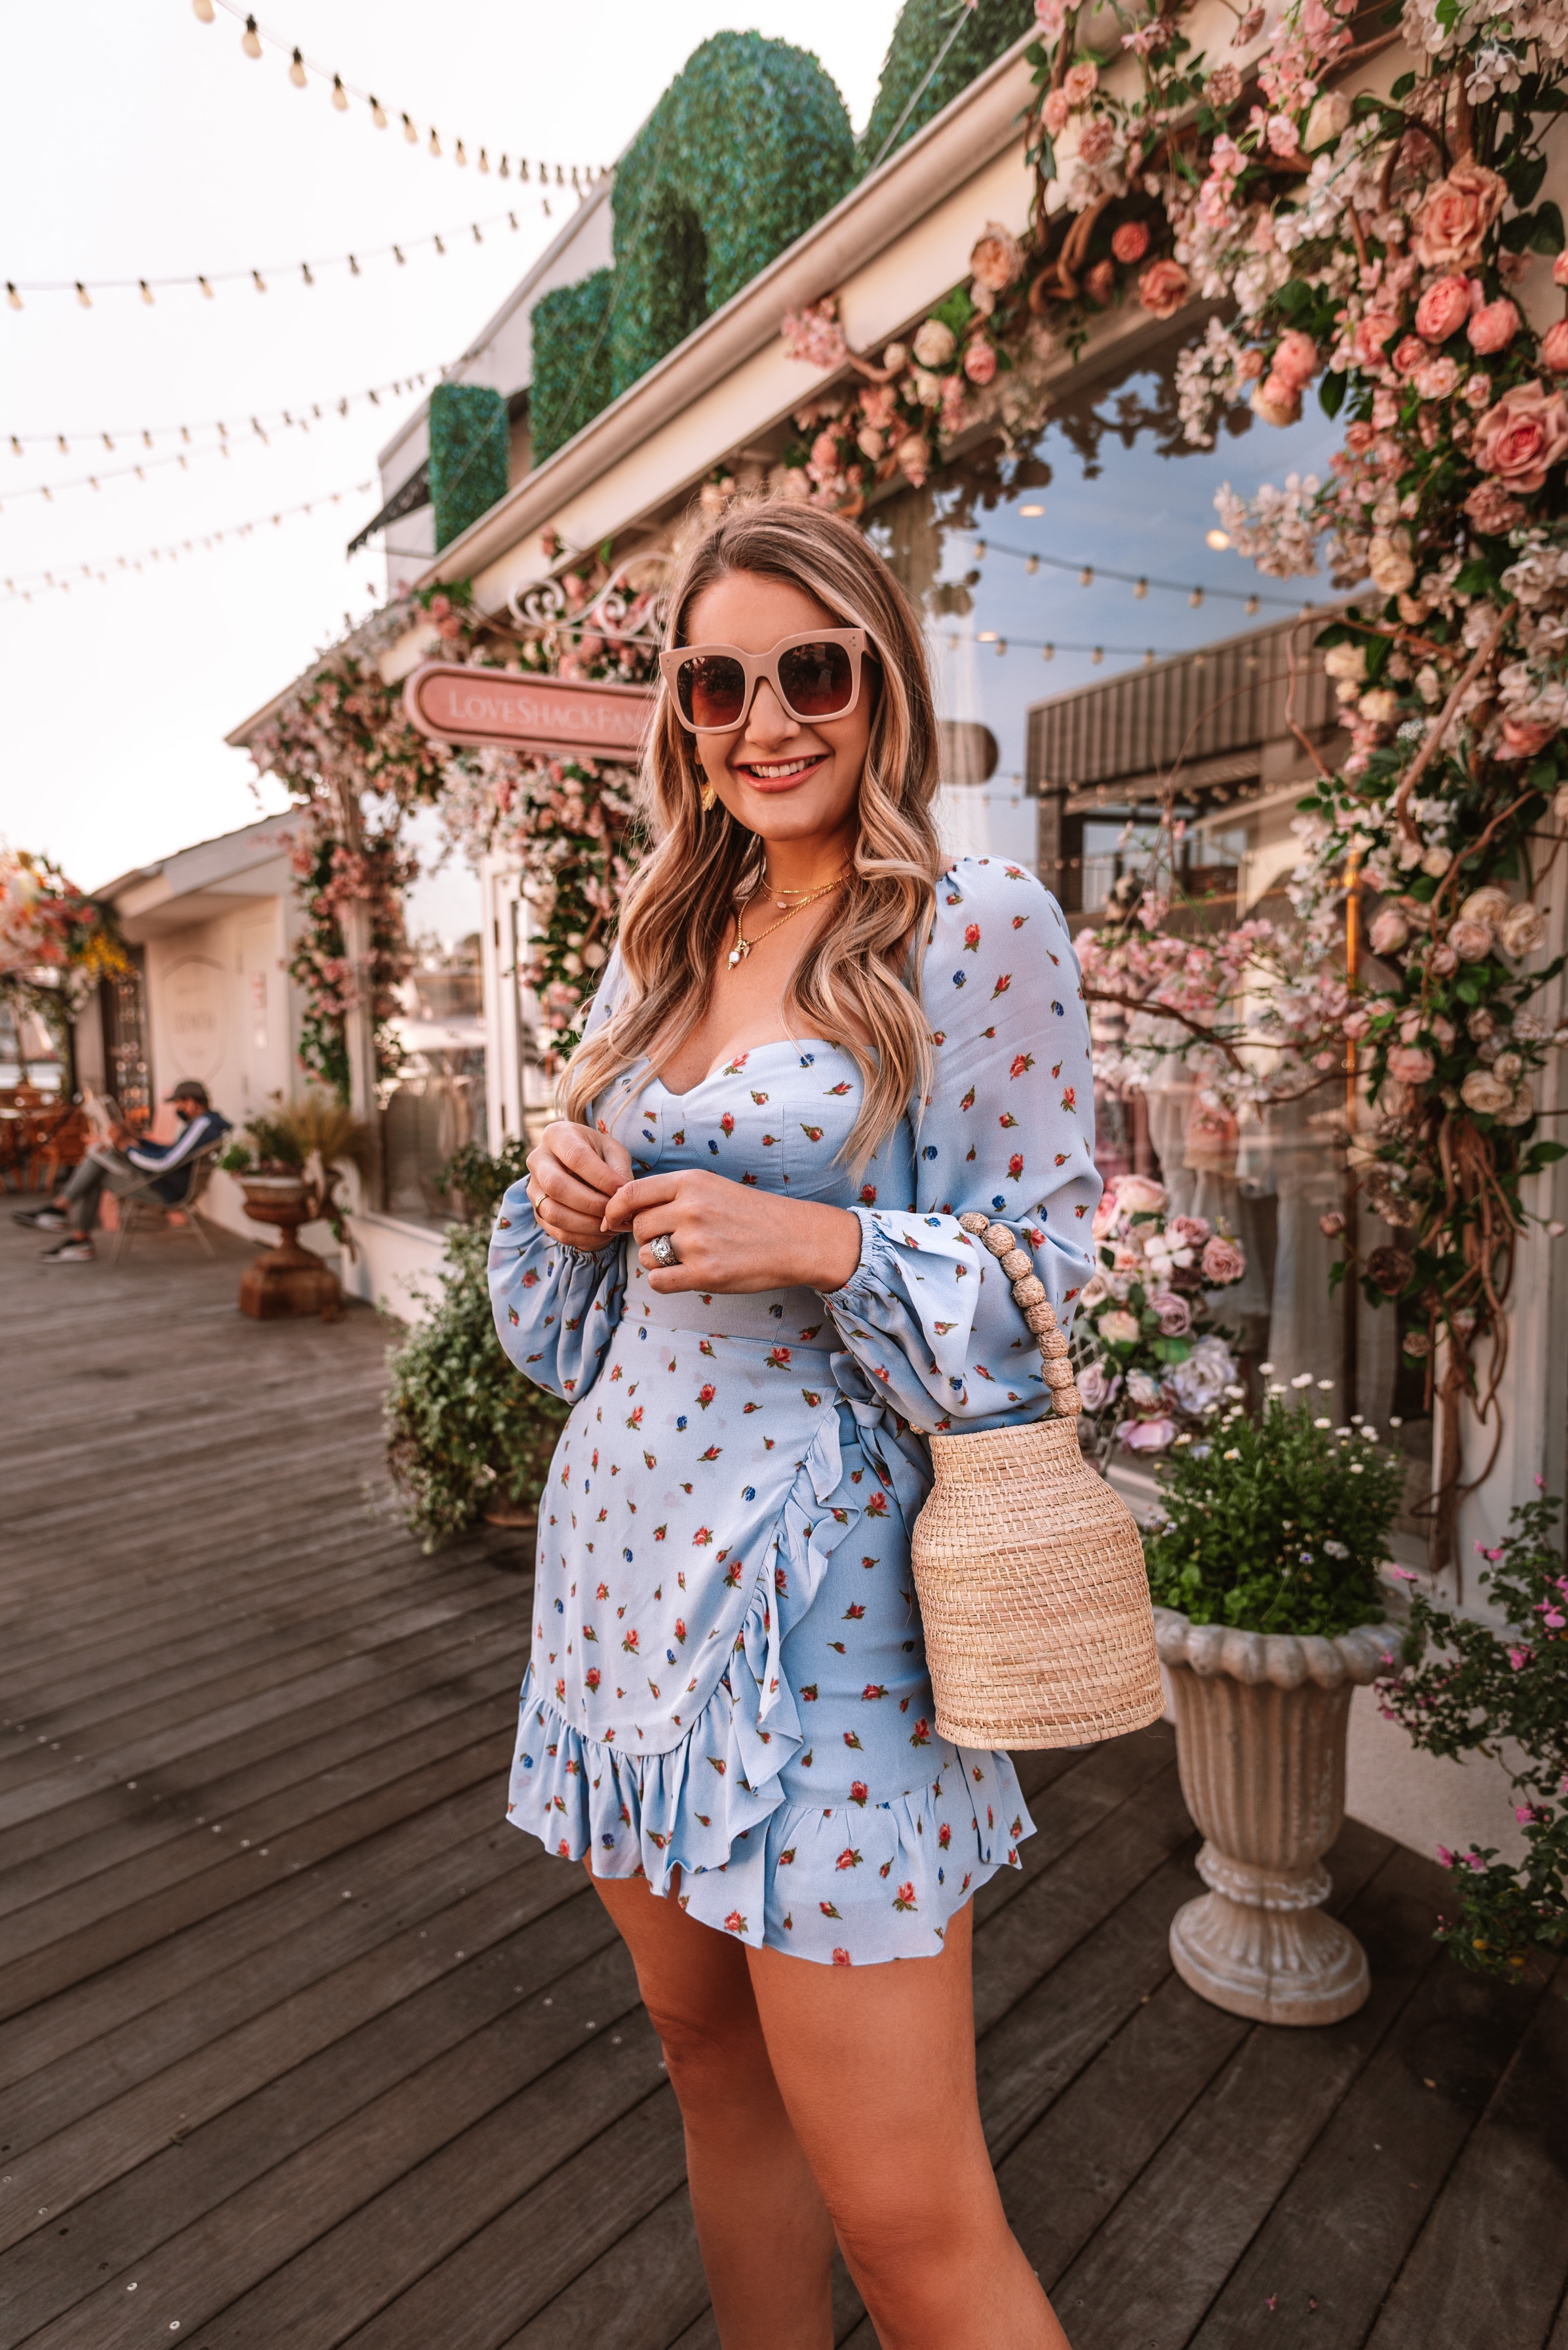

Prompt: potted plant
[221,1093,370,1319]
[384,1141,571,1549]
[1072,1171,1251,1464]
[1143,1376,1407,2025]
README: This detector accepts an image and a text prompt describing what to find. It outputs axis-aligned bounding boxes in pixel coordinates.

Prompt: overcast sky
[1,1,902,892]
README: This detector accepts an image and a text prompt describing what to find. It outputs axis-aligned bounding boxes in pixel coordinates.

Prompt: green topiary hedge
[609,32,855,398]
[530,270,615,465]
[429,381,510,551]
[858,0,1037,175]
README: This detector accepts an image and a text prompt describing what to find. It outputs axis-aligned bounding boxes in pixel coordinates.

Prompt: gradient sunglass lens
[777,640,854,717]
[677,653,748,730]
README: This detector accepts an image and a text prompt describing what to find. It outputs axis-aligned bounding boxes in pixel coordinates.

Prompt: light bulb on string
[242,15,262,60]
[499,155,511,178]
[402,112,417,143]
[433,235,445,256]
[199,276,214,298]
[301,262,314,286]
[76,283,91,308]
[192,0,214,20]
[371,97,387,129]
[6,283,21,310]
[1091,647,1104,664]
[1143,649,1155,667]
[478,149,491,174]
[472,223,483,244]
[393,245,406,264]
[139,281,154,305]
[1246,594,1259,616]
[455,141,468,166]
[332,75,348,112]
[1079,566,1092,588]
[429,128,442,157]
[1025,554,1038,576]
[1133,578,1147,599]
[348,254,360,275]
[1041,643,1054,662]
[252,270,266,293]
[289,48,307,88]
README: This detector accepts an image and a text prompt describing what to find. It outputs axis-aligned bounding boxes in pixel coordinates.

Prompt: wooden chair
[108,1144,223,1263]
[28,1104,90,1194]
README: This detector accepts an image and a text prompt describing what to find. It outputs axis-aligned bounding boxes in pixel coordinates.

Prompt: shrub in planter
[384,1141,569,1551]
[1146,1379,1407,2025]
[1376,1489,1567,1983]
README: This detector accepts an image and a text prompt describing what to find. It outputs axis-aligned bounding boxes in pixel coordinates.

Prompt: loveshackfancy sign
[403,662,654,757]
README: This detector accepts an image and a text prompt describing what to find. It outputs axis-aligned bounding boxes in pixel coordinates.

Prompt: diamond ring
[649,1234,679,1269]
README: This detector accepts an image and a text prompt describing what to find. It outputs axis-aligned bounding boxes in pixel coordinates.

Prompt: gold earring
[699,781,718,812]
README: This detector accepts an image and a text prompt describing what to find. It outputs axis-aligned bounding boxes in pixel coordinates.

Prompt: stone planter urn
[237,1174,342,1321]
[1153,1608,1398,2027]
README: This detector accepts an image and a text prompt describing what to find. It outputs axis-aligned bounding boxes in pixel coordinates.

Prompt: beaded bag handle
[957,1212,1083,1418]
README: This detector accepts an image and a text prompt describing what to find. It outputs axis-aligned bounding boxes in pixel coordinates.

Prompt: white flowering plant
[1143,1373,1407,1636]
[1072,1170,1250,1460]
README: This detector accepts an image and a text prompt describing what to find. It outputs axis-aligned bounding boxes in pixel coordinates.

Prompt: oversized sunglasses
[659,628,870,734]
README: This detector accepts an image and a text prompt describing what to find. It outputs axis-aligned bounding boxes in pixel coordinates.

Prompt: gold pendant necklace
[726,874,846,970]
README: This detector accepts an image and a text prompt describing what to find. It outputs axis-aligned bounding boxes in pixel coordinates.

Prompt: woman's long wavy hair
[560,501,944,1170]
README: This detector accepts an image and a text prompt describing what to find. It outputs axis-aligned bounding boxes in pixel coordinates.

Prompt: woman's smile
[733,751,830,789]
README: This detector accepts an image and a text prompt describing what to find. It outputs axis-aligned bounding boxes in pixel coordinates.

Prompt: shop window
[380,931,487,1227]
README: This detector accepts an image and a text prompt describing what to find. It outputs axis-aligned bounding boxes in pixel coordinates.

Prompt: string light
[3,477,378,604]
[6,203,547,308]
[945,632,1172,663]
[967,534,1301,614]
[3,365,441,505]
[193,0,605,187]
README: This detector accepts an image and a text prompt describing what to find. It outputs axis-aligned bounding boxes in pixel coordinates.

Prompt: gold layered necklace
[725,871,847,971]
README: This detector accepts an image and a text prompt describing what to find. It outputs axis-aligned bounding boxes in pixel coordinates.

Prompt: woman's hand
[525,1121,634,1252]
[601,1168,862,1295]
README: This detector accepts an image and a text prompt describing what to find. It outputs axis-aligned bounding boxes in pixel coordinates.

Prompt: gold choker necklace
[727,874,846,970]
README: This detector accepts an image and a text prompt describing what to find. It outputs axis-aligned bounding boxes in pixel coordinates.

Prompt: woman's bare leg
[747,1904,1071,2350]
[589,1870,835,2349]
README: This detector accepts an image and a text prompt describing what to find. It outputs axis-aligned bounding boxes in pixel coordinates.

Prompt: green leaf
[1525,1141,1568,1169]
[1318,370,1347,420]
[1503,150,1548,209]
[1390,70,1415,98]
[1454,559,1497,597]
[1530,200,1565,255]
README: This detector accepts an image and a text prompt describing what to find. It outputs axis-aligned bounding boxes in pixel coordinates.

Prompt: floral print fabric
[489,858,1101,1963]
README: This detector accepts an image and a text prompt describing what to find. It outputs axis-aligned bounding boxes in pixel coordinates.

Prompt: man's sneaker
[40,1237,95,1263]
[13,1208,67,1230]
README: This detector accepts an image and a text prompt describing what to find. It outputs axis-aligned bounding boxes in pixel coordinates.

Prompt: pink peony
[1355,311,1400,368]
[1272,329,1318,389]
[1392,335,1429,378]
[1465,478,1527,535]
[1137,259,1190,319]
[963,337,998,384]
[1200,1235,1246,1286]
[1119,1418,1177,1453]
[1114,1174,1169,1213]
[1466,298,1520,355]
[1473,381,1568,492]
[1388,1044,1435,1084]
[1149,1290,1193,1336]
[1413,163,1508,273]
[1112,219,1151,265]
[1414,275,1473,342]
[1542,320,1568,374]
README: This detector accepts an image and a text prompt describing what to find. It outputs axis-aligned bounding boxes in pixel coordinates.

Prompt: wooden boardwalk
[1,1199,1564,2350]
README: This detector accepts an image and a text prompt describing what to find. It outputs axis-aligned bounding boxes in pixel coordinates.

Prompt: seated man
[15,1081,231,1263]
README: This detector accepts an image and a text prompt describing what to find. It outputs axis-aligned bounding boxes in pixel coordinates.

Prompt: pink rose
[963,337,998,384]
[1542,320,1568,375]
[894,432,931,488]
[1499,717,1559,758]
[1042,87,1072,135]
[1415,355,1461,401]
[1149,1290,1193,1336]
[1119,1418,1176,1453]
[1368,906,1410,956]
[1063,59,1099,105]
[1449,918,1494,962]
[1556,251,1568,289]
[1035,0,1069,34]
[1077,1361,1122,1414]
[1388,1044,1435,1084]
[1467,298,1520,355]
[1320,1209,1347,1237]
[1098,1309,1142,1348]
[1168,1215,1211,1248]
[1078,119,1117,166]
[1251,372,1301,426]
[1272,329,1318,389]
[1413,163,1508,272]
[1343,1007,1372,1040]
[1138,259,1190,319]
[1465,477,1526,535]
[970,221,1026,293]
[1414,274,1472,342]
[1392,335,1429,378]
[1084,258,1116,304]
[1474,381,1568,493]
[1355,311,1400,368]
[1200,1235,1246,1286]
[1114,1174,1169,1213]
[1091,1192,1121,1239]
[1112,219,1151,265]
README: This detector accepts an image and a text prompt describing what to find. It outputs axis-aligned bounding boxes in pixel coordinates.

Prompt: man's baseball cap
[165,1080,210,1107]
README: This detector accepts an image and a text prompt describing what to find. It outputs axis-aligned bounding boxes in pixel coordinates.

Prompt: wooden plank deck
[1,1197,1563,2350]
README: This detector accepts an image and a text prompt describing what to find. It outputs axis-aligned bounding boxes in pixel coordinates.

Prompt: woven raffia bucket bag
[910,1212,1165,1751]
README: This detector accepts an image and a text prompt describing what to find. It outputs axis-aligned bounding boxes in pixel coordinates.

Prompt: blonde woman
[491,504,1097,2349]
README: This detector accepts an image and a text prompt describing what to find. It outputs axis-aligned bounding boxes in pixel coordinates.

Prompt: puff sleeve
[823,858,1100,1433]
[487,952,629,1403]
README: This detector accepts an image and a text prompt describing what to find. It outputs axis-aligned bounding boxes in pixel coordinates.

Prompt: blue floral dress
[489,857,1101,1964]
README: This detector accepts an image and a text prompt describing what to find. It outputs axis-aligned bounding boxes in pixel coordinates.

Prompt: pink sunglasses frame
[659,627,871,735]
